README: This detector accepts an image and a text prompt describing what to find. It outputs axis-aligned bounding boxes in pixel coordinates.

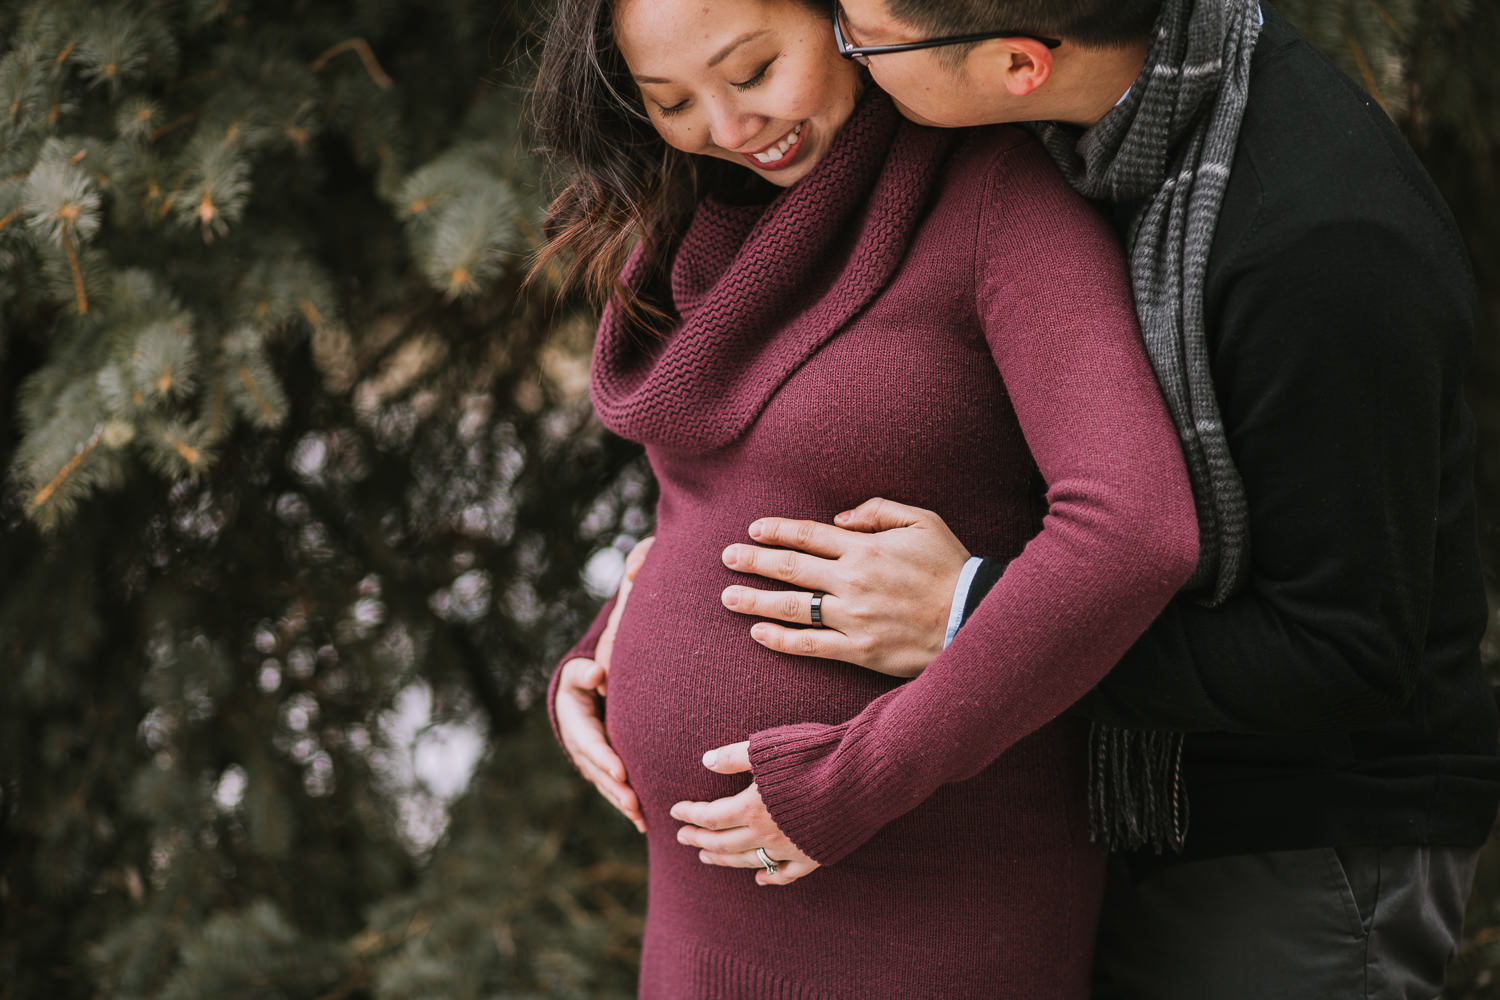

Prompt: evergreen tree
[0,1,1495,997]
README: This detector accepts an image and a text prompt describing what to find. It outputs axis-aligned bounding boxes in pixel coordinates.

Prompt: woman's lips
[742,122,806,171]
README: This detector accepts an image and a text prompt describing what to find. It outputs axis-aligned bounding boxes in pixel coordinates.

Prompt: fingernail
[722,546,738,568]
[748,520,763,538]
[722,587,740,608]
[669,803,686,820]
[700,852,713,864]
[834,511,851,524]
[750,624,769,643]
[676,828,692,844]
[701,749,717,768]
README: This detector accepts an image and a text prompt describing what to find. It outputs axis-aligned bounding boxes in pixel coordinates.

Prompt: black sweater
[969,5,1500,857]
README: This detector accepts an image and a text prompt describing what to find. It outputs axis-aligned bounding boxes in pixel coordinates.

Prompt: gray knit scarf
[1028,0,1262,852]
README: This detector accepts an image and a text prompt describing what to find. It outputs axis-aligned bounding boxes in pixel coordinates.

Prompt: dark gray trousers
[1091,845,1481,1000]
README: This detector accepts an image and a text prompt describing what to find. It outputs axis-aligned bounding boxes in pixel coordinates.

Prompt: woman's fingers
[595,536,655,684]
[680,823,760,854]
[556,658,645,831]
[669,784,757,831]
[756,858,817,886]
[623,535,655,578]
[694,849,815,885]
[576,754,645,830]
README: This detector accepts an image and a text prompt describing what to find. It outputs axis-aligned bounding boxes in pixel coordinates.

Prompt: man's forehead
[838,0,910,38]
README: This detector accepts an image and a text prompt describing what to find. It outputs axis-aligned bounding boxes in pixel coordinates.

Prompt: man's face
[833,0,1029,127]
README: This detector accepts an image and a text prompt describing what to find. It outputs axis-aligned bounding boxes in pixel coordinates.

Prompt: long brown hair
[527,0,818,318]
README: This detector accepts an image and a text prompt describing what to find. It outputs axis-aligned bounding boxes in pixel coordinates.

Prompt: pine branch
[29,424,102,512]
[61,226,86,314]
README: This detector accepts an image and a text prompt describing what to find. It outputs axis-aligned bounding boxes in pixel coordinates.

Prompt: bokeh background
[0,0,1496,996]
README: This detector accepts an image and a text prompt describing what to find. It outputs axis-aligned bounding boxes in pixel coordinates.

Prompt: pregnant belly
[603,535,899,820]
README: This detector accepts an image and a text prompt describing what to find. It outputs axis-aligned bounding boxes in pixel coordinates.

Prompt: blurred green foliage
[0,0,1495,997]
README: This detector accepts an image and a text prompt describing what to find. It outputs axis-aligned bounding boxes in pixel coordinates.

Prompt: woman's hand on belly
[555,535,654,834]
[670,741,820,886]
[557,657,645,832]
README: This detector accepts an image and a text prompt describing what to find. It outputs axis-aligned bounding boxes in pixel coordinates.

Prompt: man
[556,1,1500,995]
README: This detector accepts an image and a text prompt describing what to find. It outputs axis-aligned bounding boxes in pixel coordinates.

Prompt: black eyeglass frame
[832,1,1062,65]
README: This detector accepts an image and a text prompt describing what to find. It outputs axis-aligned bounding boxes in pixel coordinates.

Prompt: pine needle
[1366,0,1406,38]
[299,298,324,330]
[310,39,393,90]
[236,365,279,422]
[148,110,199,144]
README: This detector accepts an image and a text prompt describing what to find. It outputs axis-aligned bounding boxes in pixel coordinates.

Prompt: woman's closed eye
[650,57,776,118]
[732,58,775,90]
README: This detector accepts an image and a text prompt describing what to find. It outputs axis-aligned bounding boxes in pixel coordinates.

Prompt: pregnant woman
[533,0,1197,994]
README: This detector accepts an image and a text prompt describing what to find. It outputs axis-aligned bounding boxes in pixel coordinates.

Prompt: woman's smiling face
[613,0,863,187]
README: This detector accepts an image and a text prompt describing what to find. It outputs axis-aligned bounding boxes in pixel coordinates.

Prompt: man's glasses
[832,1,1062,66]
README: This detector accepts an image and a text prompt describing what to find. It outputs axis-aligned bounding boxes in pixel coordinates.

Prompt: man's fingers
[747,621,856,662]
[833,496,928,533]
[721,585,836,628]
[721,543,830,589]
[745,517,850,558]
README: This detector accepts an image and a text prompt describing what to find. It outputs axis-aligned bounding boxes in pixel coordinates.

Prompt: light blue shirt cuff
[943,556,985,648]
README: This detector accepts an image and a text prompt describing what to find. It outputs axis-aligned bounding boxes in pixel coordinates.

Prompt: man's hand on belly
[670,741,820,886]
[719,497,966,677]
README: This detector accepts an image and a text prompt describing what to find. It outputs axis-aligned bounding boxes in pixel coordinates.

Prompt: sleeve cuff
[943,556,985,647]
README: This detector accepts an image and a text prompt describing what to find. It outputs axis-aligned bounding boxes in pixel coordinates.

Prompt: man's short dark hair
[885,0,1163,48]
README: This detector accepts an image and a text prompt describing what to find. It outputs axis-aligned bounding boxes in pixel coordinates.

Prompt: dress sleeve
[747,138,1199,866]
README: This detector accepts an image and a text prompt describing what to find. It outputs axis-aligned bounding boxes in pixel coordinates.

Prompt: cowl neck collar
[591,90,953,453]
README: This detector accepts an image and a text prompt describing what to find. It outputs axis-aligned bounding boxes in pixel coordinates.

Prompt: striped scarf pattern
[1030,0,1263,851]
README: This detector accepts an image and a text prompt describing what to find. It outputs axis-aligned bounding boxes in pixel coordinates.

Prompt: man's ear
[971,37,1055,96]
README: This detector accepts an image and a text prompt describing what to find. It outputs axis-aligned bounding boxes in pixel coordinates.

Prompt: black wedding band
[810,591,824,626]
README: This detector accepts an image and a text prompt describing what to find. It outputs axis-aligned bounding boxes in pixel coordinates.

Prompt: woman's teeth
[753,123,804,163]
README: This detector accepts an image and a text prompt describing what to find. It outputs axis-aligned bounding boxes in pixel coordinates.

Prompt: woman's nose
[704,99,764,152]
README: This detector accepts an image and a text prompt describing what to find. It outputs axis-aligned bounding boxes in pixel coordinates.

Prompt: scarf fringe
[1087,723,1189,853]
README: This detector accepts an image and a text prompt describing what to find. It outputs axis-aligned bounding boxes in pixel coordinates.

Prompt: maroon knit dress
[557,93,1198,999]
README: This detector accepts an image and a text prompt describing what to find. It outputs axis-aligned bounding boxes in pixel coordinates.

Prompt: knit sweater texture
[558,93,1198,998]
